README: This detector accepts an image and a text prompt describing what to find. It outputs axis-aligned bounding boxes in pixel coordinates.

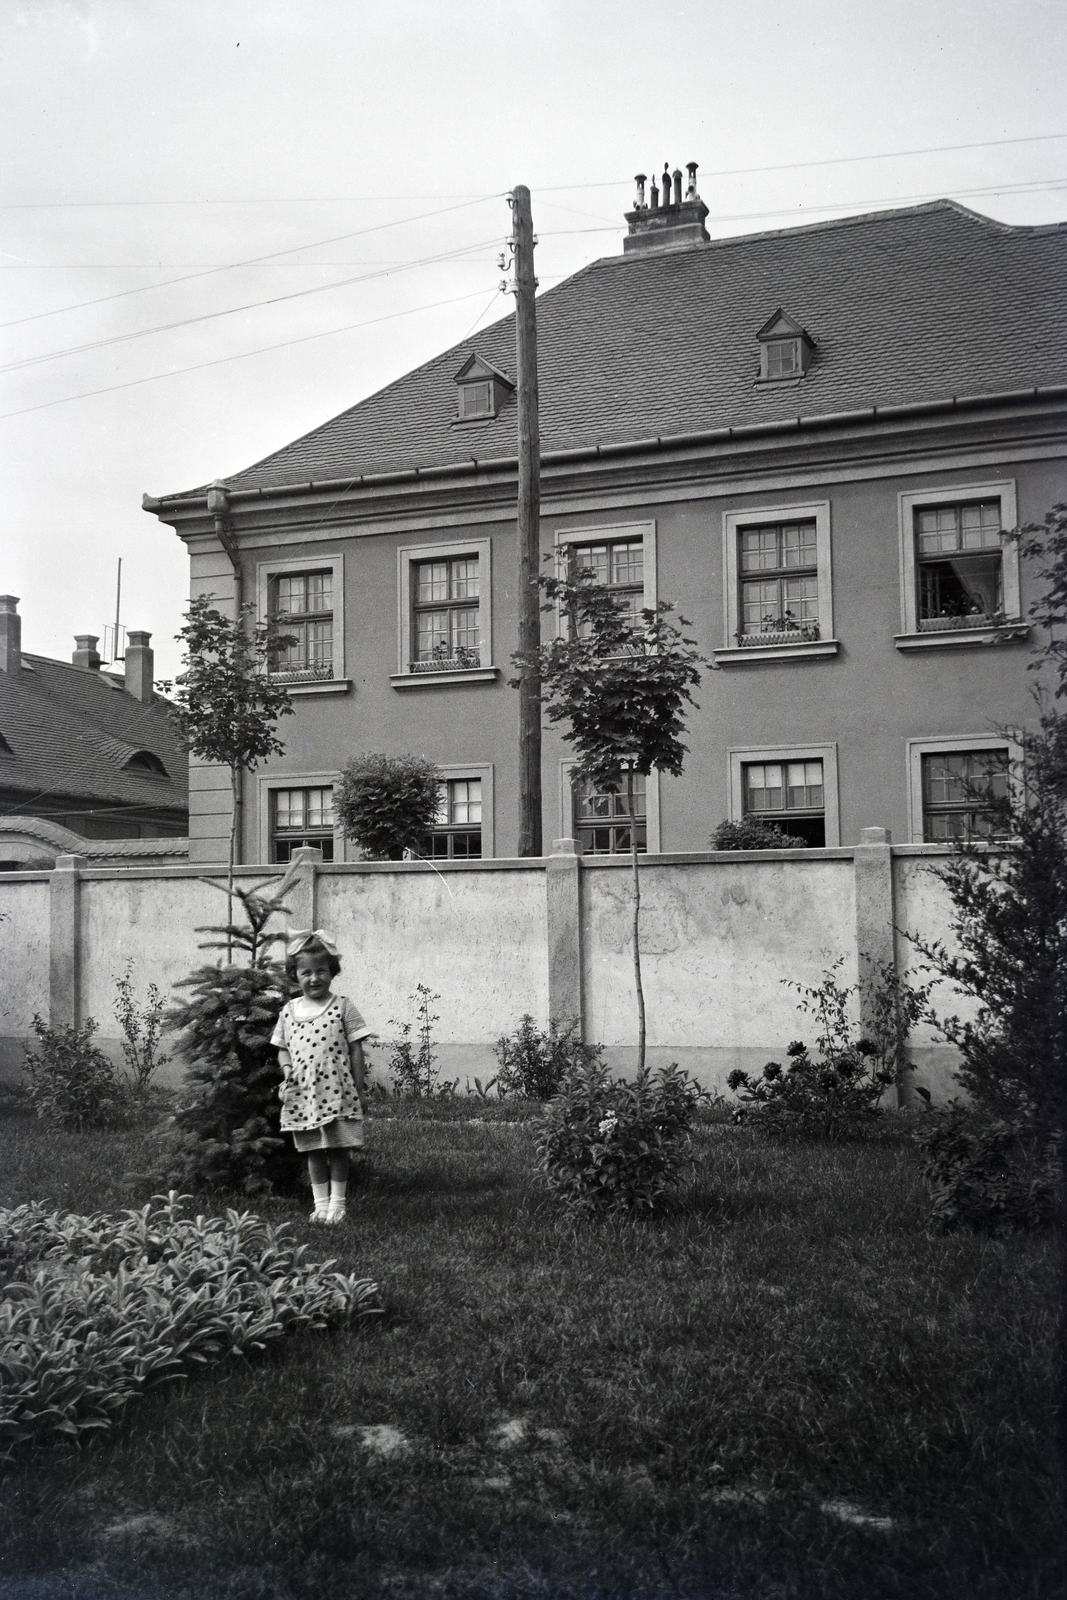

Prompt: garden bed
[1,1105,1062,1600]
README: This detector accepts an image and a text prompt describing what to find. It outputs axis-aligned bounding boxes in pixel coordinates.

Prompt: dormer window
[124,749,168,777]
[453,353,514,423]
[756,310,815,383]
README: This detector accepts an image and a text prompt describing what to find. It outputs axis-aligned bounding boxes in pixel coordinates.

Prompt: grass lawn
[0,1099,1063,1600]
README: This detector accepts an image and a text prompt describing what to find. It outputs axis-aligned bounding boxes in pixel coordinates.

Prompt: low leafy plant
[494,1014,602,1100]
[711,818,812,850]
[915,1104,1063,1233]
[383,984,453,1097]
[114,959,170,1092]
[23,1015,126,1130]
[726,961,927,1139]
[0,1192,380,1457]
[537,1059,704,1216]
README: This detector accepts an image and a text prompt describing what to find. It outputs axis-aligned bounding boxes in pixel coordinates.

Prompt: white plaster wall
[582,856,858,1084]
[78,874,226,1027]
[893,852,973,1097]
[318,866,549,1052]
[0,878,50,1060]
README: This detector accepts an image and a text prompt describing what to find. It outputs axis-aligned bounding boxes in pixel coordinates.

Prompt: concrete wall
[0,841,973,1101]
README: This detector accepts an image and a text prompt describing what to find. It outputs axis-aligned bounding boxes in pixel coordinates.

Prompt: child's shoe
[324,1202,346,1226]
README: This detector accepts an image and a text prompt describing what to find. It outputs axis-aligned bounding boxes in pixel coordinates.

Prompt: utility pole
[511,184,542,857]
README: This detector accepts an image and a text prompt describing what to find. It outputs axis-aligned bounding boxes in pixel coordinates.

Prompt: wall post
[546,838,583,1032]
[286,846,322,933]
[853,826,907,1104]
[49,854,85,1029]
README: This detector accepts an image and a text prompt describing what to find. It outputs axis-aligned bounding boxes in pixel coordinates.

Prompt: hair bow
[286,928,339,958]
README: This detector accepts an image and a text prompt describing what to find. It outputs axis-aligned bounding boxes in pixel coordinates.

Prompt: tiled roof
[0,654,188,821]
[201,201,1067,495]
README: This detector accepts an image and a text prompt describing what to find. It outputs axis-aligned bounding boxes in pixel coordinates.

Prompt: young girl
[271,930,373,1225]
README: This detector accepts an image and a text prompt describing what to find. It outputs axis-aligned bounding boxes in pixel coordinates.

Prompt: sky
[2,0,1065,682]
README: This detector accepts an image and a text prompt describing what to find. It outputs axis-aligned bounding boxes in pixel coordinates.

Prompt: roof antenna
[105,557,125,665]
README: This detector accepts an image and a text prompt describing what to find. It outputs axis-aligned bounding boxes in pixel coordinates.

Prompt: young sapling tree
[161,596,295,952]
[516,563,704,1073]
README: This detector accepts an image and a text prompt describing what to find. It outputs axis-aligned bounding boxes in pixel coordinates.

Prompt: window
[394,539,495,686]
[742,759,825,846]
[553,521,657,633]
[411,555,480,670]
[573,772,646,855]
[457,381,492,419]
[270,570,333,679]
[423,778,483,859]
[256,554,346,693]
[920,749,1009,841]
[270,786,335,862]
[718,502,836,663]
[123,750,168,776]
[896,483,1025,649]
[729,743,840,845]
[905,736,1019,843]
[755,310,814,382]
[738,520,820,642]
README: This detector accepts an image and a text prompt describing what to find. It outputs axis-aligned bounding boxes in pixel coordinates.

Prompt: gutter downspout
[206,482,244,868]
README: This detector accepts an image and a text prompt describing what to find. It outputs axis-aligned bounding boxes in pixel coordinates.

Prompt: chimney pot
[686,160,699,198]
[73,634,101,671]
[634,173,647,208]
[123,630,155,703]
[662,165,671,205]
[0,594,21,675]
[673,168,683,205]
[649,176,659,208]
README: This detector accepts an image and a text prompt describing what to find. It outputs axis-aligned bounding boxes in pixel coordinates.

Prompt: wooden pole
[512,185,542,857]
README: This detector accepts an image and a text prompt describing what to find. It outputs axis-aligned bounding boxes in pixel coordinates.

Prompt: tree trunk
[227,765,239,962]
[628,761,646,1076]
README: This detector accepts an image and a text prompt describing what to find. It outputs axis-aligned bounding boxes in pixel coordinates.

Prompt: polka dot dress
[271,995,371,1144]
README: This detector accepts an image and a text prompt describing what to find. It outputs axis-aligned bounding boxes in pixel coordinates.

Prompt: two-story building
[144,179,1067,866]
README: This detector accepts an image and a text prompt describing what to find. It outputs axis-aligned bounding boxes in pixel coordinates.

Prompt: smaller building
[0,596,188,868]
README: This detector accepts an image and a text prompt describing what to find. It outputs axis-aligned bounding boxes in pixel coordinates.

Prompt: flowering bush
[726,962,927,1139]
[537,1060,704,1216]
[494,1014,602,1100]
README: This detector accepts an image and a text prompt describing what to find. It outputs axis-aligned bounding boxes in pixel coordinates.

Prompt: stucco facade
[144,197,1067,866]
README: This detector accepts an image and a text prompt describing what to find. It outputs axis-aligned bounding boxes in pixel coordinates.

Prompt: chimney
[73,634,101,671]
[0,595,21,674]
[624,157,709,254]
[123,630,154,703]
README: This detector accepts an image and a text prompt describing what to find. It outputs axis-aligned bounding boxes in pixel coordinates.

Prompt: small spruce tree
[158,876,299,1196]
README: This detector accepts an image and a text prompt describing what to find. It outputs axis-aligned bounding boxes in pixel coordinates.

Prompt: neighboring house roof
[184,201,1067,496]
[0,815,189,865]
[0,654,188,822]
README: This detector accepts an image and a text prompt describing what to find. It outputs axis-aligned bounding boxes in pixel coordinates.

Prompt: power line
[0,193,501,331]
[1,239,500,374]
[0,286,496,421]
[2,131,1062,209]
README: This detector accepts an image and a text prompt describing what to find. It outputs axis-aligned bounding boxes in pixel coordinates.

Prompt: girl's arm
[350,1039,366,1111]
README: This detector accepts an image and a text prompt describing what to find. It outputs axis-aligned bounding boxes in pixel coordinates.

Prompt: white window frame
[392,537,497,688]
[420,762,495,859]
[558,759,662,855]
[552,520,658,631]
[257,772,342,864]
[904,734,1023,844]
[728,743,840,847]
[255,553,348,696]
[895,480,1026,651]
[716,501,837,664]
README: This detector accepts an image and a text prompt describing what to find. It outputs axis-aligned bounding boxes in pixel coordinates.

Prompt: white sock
[311,1181,330,1216]
[328,1181,347,1218]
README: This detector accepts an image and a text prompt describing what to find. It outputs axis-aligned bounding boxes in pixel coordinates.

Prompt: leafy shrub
[494,1014,602,1099]
[158,964,295,1195]
[0,1192,380,1456]
[916,1104,1064,1232]
[334,753,442,860]
[537,1060,704,1216]
[23,1015,126,1130]
[382,984,455,1097]
[711,818,811,850]
[114,960,170,1092]
[726,961,927,1139]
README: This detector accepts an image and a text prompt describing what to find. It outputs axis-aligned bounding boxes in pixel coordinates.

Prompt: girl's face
[295,952,333,1002]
